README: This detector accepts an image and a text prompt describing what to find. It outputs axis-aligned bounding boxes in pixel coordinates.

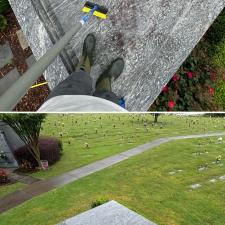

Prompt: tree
[0,114,46,168]
[153,113,161,123]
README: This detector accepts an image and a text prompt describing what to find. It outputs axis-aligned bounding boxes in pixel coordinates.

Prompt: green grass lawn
[0,182,25,198]
[34,114,225,179]
[1,135,225,225]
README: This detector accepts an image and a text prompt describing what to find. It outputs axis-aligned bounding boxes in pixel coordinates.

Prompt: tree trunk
[30,141,42,169]
[154,114,159,123]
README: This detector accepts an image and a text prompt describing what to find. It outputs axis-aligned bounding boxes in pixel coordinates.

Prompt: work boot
[77,33,96,74]
[95,58,124,92]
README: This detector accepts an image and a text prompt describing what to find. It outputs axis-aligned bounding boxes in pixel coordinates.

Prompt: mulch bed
[0,9,50,111]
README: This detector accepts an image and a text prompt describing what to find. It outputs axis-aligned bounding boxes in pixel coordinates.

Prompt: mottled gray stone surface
[58,201,156,225]
[9,0,225,111]
[0,42,13,68]
[0,131,18,168]
[0,121,24,152]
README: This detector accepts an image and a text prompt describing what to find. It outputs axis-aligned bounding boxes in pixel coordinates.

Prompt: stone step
[9,173,41,185]
[0,42,13,69]
[0,68,20,96]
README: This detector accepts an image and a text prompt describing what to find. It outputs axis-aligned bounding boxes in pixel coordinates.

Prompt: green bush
[213,41,225,69]
[0,14,7,32]
[204,9,225,70]
[215,79,225,109]
[91,198,109,208]
[0,0,10,15]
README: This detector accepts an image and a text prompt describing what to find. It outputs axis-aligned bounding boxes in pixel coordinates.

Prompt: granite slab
[8,0,225,111]
[57,200,156,225]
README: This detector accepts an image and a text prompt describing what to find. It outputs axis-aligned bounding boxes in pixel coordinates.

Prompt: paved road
[1,132,225,214]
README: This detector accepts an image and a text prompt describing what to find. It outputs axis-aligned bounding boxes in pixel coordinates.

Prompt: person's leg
[47,34,96,100]
[94,58,124,105]
[76,33,95,74]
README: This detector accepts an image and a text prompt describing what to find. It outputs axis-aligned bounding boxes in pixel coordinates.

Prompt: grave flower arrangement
[0,169,8,184]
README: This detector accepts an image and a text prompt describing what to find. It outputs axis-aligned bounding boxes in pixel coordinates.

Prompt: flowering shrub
[15,137,63,169]
[150,57,219,111]
[0,169,8,184]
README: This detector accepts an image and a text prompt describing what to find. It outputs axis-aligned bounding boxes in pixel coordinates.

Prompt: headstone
[219,175,225,180]
[209,178,217,183]
[190,183,202,189]
[57,200,156,225]
[0,42,13,68]
[168,171,176,175]
[0,131,18,168]
[8,0,225,111]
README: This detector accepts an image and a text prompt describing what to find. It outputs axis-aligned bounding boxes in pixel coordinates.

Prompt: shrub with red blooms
[187,71,194,79]
[162,86,169,93]
[168,101,176,109]
[0,169,8,184]
[150,56,218,111]
[209,87,215,96]
[15,137,63,169]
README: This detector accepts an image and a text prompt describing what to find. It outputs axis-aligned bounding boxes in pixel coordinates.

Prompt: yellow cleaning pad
[82,6,107,19]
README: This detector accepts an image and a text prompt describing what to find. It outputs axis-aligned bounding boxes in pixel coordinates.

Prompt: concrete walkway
[1,132,225,214]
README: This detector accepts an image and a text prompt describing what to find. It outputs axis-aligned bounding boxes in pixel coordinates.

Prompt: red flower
[209,87,215,96]
[168,101,176,109]
[172,74,179,82]
[187,71,194,79]
[162,86,169,93]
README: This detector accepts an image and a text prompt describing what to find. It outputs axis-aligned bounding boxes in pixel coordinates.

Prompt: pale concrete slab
[57,200,156,225]
[0,190,32,213]
[0,68,20,96]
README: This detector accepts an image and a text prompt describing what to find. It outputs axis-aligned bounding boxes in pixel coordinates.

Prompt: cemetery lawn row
[34,114,225,179]
[1,136,225,225]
